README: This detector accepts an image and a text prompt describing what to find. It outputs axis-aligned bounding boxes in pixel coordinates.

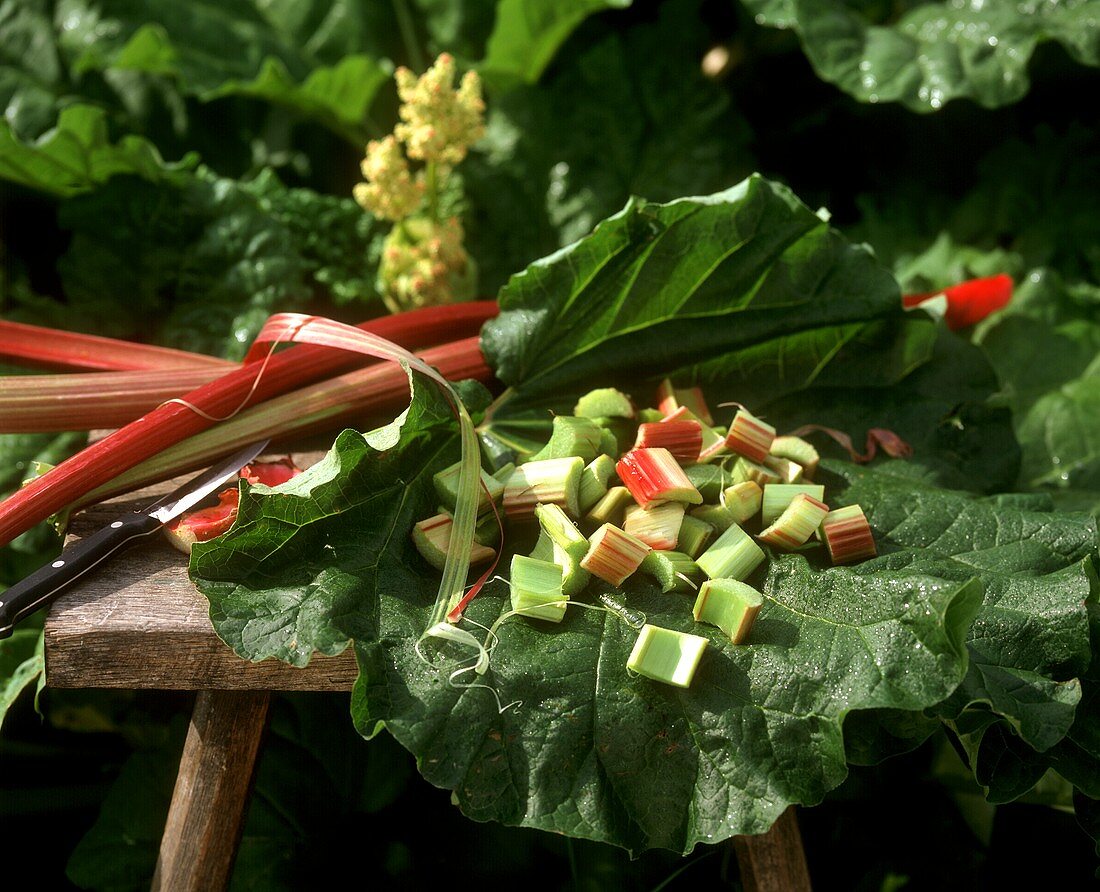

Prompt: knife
[0,440,269,639]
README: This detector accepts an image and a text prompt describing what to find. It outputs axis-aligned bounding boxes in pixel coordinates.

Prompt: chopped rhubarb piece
[690,503,737,533]
[580,523,651,587]
[535,503,589,562]
[764,456,803,484]
[760,483,826,526]
[676,515,714,559]
[574,388,635,419]
[663,406,726,461]
[503,457,584,519]
[758,494,830,550]
[578,454,617,513]
[696,523,765,581]
[412,512,496,571]
[583,485,634,530]
[693,579,762,644]
[730,456,781,487]
[724,409,776,464]
[164,488,240,555]
[623,502,685,551]
[510,555,568,622]
[529,416,603,463]
[655,379,714,425]
[627,624,708,688]
[640,550,703,594]
[633,421,702,464]
[820,505,877,564]
[434,460,504,513]
[770,435,819,479]
[616,448,702,509]
[723,481,762,525]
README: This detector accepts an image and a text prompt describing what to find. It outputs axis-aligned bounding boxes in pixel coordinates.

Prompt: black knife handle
[0,512,163,639]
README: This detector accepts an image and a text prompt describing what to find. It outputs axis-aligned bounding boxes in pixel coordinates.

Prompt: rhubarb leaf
[756,321,1021,493]
[195,424,981,852]
[60,0,391,144]
[348,561,978,854]
[824,463,1098,756]
[191,380,481,665]
[44,168,383,357]
[976,271,1100,491]
[466,1,752,291]
[0,618,43,730]
[741,0,1100,111]
[481,175,900,426]
[478,0,631,89]
[0,104,197,198]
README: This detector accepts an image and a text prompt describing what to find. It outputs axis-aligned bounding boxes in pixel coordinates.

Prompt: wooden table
[43,466,811,892]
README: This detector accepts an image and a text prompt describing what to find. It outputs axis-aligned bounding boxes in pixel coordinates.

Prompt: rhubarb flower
[394,53,485,166]
[353,136,424,221]
[379,216,476,311]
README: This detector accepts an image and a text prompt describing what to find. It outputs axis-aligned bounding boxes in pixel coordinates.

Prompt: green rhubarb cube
[510,554,568,622]
[693,578,763,644]
[627,624,709,688]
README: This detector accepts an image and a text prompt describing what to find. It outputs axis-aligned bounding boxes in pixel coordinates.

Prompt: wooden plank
[151,690,271,892]
[732,807,813,892]
[43,454,358,691]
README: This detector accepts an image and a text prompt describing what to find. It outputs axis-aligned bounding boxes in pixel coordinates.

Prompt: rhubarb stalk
[0,320,235,373]
[0,302,497,547]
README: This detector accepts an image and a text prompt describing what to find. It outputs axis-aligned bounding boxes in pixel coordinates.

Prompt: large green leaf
[480,175,899,429]
[0,618,43,731]
[741,0,1100,111]
[825,463,1098,755]
[976,271,1100,492]
[194,419,981,853]
[60,0,391,144]
[466,0,753,292]
[0,103,196,197]
[31,167,382,357]
[191,381,484,663]
[478,0,631,89]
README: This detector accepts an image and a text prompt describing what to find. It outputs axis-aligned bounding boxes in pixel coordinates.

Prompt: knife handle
[0,512,163,639]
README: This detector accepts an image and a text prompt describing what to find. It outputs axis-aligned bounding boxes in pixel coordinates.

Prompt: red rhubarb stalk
[0,303,497,547]
[902,274,1013,330]
[80,336,490,505]
[0,302,496,433]
[0,320,235,372]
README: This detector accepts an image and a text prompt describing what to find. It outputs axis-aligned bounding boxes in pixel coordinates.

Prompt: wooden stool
[44,471,811,892]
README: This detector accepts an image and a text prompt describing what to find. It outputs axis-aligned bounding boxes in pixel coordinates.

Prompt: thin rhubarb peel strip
[242,314,491,631]
[0,302,496,434]
[79,337,490,505]
[0,319,236,373]
[787,424,913,464]
[0,302,497,548]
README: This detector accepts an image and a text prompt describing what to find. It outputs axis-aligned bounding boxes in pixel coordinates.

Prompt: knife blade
[0,440,269,639]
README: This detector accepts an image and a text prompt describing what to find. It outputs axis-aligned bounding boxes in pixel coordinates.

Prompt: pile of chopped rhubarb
[413,380,879,689]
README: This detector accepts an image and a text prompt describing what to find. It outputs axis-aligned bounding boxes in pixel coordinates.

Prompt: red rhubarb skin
[0,303,497,547]
[822,515,877,564]
[725,411,776,464]
[616,448,699,509]
[902,274,1013,330]
[634,421,703,464]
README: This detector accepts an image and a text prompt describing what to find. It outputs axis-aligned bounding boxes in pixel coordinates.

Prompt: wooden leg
[151,690,271,892]
[733,806,812,892]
